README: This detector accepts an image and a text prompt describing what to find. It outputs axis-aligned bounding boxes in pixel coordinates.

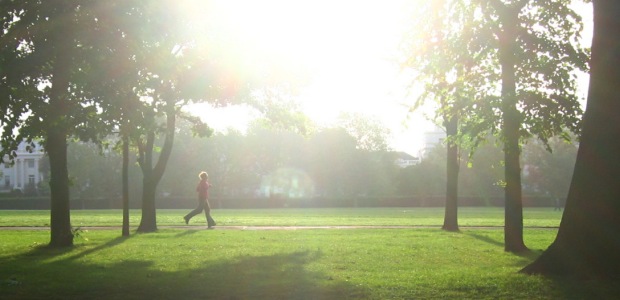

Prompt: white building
[420,125,446,158]
[394,152,421,168]
[1,142,46,193]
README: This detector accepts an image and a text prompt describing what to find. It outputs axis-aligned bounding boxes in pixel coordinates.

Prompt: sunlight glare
[181,0,427,154]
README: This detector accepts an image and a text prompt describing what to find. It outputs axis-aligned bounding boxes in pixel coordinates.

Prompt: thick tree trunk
[503,119,526,252]
[498,4,528,253]
[138,176,158,232]
[521,0,620,278]
[47,128,73,247]
[442,114,459,231]
[46,12,74,247]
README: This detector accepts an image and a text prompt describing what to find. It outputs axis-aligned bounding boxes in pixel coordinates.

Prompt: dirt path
[0,225,559,230]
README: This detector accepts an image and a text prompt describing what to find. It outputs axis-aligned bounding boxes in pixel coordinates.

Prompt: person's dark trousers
[185,197,216,227]
[203,199,216,227]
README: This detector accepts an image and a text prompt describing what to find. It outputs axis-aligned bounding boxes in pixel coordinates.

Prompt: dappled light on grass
[2,228,619,299]
[0,230,369,299]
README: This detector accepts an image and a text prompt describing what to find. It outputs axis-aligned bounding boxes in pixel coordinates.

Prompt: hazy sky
[189,1,593,155]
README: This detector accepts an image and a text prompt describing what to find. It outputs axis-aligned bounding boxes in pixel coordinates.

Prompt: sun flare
[179,0,426,153]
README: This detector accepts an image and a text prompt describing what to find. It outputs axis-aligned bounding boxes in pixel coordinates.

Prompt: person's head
[199,171,208,180]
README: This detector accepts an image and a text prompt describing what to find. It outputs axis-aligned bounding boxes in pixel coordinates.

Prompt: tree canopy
[402,0,589,251]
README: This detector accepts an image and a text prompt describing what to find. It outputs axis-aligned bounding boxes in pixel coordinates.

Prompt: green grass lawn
[0,207,562,228]
[1,208,617,299]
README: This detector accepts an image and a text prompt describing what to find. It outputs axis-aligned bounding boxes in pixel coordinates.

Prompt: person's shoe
[183,216,189,225]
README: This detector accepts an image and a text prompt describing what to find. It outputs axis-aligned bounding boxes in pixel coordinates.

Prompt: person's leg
[184,198,205,224]
[204,199,216,227]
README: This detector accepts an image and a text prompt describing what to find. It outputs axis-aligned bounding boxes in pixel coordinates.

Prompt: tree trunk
[521,0,620,278]
[47,128,73,247]
[138,176,158,232]
[137,97,176,233]
[122,133,130,237]
[442,113,459,231]
[498,4,528,253]
[46,11,74,247]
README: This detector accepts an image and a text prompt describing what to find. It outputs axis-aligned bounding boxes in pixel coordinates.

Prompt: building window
[28,175,35,186]
[27,159,35,168]
[4,176,9,188]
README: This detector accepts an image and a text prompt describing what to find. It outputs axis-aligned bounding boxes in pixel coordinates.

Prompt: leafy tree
[521,137,577,200]
[0,1,119,247]
[102,1,245,232]
[522,0,620,278]
[163,125,255,199]
[403,0,481,231]
[337,112,391,152]
[482,0,588,252]
[249,89,315,137]
[404,0,588,251]
[83,1,149,236]
[67,141,121,199]
[404,145,447,198]
[459,138,504,201]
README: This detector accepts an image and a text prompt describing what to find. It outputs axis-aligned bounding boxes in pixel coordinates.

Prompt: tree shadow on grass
[65,235,130,261]
[463,231,543,256]
[462,231,504,248]
[1,247,368,300]
[175,250,369,300]
[463,231,544,267]
[173,230,199,238]
[3,233,130,262]
[461,231,620,299]
[505,270,620,300]
[538,276,620,300]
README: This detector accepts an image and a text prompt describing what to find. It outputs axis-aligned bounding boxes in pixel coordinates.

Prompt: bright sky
[183,0,593,156]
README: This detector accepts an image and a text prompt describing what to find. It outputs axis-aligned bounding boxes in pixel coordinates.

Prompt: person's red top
[196,179,209,199]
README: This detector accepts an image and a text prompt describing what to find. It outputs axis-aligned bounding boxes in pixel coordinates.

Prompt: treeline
[58,121,577,206]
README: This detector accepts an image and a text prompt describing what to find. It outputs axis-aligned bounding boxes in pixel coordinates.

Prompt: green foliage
[0,2,110,155]
[337,112,391,152]
[521,136,578,198]
[67,141,123,199]
[459,137,507,198]
[248,89,316,136]
[160,120,397,199]
[397,145,447,197]
[403,0,589,150]
[59,121,576,202]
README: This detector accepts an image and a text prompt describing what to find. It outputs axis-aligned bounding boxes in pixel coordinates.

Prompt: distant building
[394,152,421,168]
[1,142,46,193]
[420,125,446,158]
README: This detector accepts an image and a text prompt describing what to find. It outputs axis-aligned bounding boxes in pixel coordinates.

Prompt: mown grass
[1,208,618,299]
[0,207,562,228]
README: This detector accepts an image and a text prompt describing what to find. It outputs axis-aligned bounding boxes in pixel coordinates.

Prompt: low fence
[0,195,560,210]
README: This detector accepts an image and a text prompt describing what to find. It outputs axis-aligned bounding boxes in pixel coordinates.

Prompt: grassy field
[0,207,562,228]
[1,208,618,299]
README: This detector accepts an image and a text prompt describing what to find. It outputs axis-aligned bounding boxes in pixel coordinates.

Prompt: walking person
[554,197,564,212]
[184,171,216,229]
